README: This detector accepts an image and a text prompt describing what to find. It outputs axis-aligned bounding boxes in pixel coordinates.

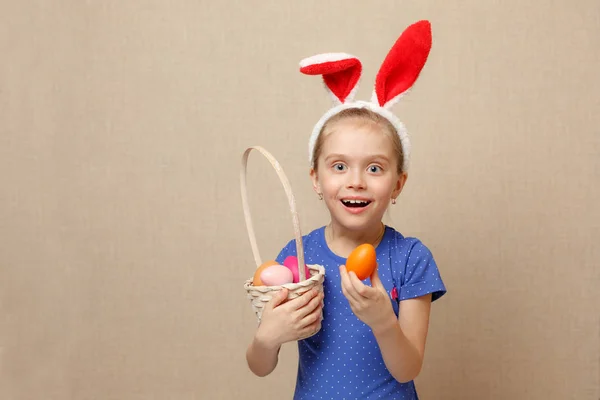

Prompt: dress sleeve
[399,240,447,302]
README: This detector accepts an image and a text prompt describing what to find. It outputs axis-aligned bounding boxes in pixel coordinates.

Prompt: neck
[325,221,385,258]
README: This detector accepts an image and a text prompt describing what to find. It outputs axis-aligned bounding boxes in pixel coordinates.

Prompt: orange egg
[252,260,279,286]
[345,244,377,280]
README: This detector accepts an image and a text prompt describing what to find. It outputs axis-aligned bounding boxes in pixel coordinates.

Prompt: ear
[372,20,432,109]
[392,172,408,199]
[300,53,362,105]
[310,167,321,194]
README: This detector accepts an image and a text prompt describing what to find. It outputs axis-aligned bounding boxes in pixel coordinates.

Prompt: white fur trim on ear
[370,88,411,110]
[299,53,357,68]
[330,81,360,106]
[308,101,411,172]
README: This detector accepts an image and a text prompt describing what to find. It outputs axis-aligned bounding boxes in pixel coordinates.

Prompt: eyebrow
[323,153,391,163]
[323,153,345,162]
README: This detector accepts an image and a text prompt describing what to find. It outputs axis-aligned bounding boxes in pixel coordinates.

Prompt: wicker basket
[240,146,325,333]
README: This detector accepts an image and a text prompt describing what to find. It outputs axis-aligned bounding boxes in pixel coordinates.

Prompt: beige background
[1,1,599,399]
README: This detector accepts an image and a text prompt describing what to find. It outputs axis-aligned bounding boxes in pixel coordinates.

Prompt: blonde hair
[311,108,404,174]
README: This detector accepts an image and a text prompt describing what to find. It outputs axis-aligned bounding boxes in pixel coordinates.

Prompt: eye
[333,163,347,172]
[368,165,382,173]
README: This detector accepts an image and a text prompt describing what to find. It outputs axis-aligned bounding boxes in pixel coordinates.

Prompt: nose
[346,169,366,190]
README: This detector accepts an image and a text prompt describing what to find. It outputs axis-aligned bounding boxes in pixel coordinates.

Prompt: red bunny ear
[300,53,362,104]
[374,20,432,108]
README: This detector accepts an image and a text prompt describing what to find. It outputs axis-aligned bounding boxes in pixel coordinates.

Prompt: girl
[246,21,446,399]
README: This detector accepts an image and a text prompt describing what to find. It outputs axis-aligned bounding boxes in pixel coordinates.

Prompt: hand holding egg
[340,243,395,330]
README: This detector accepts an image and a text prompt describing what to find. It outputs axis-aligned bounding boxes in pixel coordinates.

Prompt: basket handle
[240,146,306,282]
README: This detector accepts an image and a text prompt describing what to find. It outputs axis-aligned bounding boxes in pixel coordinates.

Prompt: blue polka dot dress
[275,226,447,400]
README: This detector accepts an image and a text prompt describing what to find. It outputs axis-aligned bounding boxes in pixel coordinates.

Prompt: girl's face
[310,119,407,233]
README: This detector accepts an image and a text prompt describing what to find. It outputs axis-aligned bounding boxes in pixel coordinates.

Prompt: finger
[299,313,322,339]
[341,268,362,303]
[285,288,318,311]
[267,288,289,310]
[348,271,377,299]
[370,264,387,292]
[339,266,362,304]
[296,291,324,319]
[299,305,322,328]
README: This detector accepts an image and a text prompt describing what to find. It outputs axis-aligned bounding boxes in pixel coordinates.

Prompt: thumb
[267,288,289,310]
[370,264,386,291]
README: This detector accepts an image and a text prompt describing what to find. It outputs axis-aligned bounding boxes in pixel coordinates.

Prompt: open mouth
[341,199,371,208]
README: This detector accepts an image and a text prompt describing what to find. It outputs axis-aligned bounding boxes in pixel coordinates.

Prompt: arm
[371,294,432,383]
[245,288,324,377]
[339,265,433,383]
[246,334,281,377]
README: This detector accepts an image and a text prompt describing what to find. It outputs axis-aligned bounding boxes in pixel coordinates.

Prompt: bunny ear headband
[300,20,433,172]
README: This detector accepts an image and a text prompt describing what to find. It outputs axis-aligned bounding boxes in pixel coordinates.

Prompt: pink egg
[259,264,294,286]
[283,256,311,283]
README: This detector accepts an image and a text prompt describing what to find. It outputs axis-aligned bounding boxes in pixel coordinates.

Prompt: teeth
[344,200,368,204]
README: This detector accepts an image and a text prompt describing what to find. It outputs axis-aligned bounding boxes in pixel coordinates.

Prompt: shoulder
[384,226,435,258]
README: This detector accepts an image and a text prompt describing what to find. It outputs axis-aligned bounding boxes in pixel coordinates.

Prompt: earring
[391,198,396,205]
[318,193,323,200]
